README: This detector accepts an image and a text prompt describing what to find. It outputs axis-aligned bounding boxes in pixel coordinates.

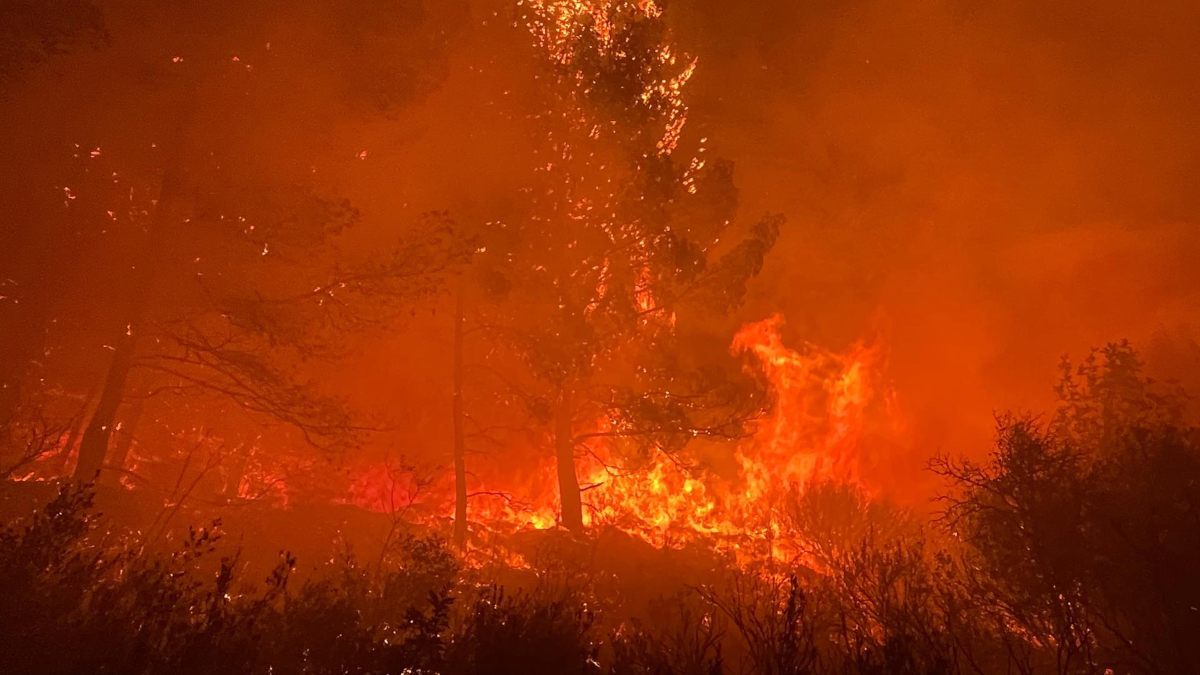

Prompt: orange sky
[310,0,1199,502]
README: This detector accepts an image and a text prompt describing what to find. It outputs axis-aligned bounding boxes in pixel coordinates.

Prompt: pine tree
[467,0,781,530]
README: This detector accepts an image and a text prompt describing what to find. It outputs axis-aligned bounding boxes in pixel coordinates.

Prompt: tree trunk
[72,147,185,483]
[104,394,144,486]
[48,387,96,476]
[554,386,583,531]
[451,291,468,548]
[75,337,137,482]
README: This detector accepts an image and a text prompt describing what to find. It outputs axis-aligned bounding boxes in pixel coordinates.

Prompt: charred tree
[74,153,184,483]
[554,385,583,532]
[104,395,144,486]
[75,337,136,482]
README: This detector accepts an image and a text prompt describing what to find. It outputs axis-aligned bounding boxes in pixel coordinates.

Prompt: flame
[8,3,894,569]
[579,314,882,545]
[9,2,887,566]
[425,313,893,559]
[731,314,877,498]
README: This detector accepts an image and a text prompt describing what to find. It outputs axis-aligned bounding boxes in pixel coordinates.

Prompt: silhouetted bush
[609,597,725,675]
[936,343,1200,674]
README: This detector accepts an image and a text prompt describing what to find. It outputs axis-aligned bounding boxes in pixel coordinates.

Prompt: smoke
[6,0,1195,511]
[667,0,1200,469]
[323,0,1199,501]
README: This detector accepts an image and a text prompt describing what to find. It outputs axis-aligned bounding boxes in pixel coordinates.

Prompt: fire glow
[344,312,893,558]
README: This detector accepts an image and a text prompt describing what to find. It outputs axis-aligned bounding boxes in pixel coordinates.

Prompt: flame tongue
[732,314,876,502]
[586,314,878,544]
[470,314,883,551]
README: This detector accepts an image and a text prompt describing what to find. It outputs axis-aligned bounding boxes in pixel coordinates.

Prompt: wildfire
[421,313,893,559]
[575,314,883,545]
[11,1,893,568]
[460,1,891,553]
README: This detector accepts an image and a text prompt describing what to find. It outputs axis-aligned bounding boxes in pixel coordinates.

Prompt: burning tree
[456,0,781,534]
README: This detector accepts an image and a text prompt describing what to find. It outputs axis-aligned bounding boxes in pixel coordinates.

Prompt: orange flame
[441,313,892,555]
[731,314,878,498]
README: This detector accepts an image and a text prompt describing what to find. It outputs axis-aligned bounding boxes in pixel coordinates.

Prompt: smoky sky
[6,0,1196,502]
[669,0,1200,467]
[311,0,1200,498]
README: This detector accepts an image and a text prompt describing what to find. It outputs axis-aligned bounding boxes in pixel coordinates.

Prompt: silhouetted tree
[0,2,471,483]
[465,0,779,531]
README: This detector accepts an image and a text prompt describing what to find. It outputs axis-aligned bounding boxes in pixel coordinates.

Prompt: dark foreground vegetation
[1,344,1197,675]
